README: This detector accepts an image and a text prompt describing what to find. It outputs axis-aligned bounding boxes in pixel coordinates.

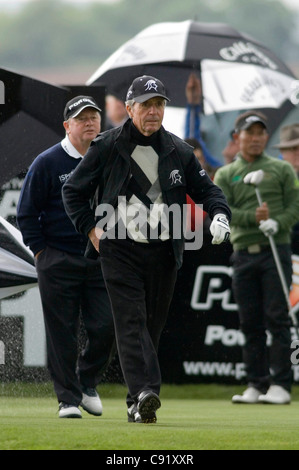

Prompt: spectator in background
[185,137,217,178]
[185,73,222,173]
[214,110,299,405]
[273,123,299,177]
[184,74,222,236]
[184,138,211,234]
[17,96,115,419]
[105,93,128,130]
[222,129,239,165]
[273,123,299,254]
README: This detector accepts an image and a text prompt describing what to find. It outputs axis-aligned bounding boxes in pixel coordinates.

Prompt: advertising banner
[159,235,299,385]
[1,67,299,385]
[1,200,299,384]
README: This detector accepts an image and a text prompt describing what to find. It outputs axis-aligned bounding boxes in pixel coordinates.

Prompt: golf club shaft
[255,187,297,326]
[268,235,293,309]
[255,187,263,207]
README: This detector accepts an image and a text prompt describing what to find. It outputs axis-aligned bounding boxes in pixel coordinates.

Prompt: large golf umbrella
[0,68,106,188]
[87,20,296,114]
[0,216,37,299]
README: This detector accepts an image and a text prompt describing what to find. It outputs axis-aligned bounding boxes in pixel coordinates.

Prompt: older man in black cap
[62,76,231,423]
[17,96,115,419]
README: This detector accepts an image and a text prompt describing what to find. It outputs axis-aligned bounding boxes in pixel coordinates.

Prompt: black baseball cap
[126,75,170,103]
[235,114,267,133]
[64,95,101,120]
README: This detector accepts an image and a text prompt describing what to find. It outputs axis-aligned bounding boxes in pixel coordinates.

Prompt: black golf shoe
[137,391,161,423]
[127,404,142,423]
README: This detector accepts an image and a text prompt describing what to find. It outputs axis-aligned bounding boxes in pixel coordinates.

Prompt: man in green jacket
[214,110,299,404]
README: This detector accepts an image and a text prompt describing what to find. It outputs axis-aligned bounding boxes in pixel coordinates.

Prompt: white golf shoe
[258,385,291,404]
[59,402,82,418]
[81,387,103,416]
[232,387,262,404]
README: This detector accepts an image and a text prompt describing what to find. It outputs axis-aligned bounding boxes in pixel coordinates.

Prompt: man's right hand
[35,249,44,259]
[210,214,230,245]
[259,219,279,237]
[256,202,269,224]
[88,227,102,252]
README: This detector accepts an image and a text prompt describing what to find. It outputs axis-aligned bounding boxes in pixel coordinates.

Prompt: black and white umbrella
[0,216,37,299]
[87,20,296,114]
[0,68,106,188]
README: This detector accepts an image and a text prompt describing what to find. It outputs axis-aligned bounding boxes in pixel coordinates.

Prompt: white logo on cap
[245,116,262,124]
[144,80,158,92]
[69,98,95,110]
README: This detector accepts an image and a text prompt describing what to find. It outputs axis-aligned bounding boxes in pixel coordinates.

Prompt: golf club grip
[255,187,263,207]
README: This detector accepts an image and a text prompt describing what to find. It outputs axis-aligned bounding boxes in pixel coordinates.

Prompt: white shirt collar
[61,135,84,159]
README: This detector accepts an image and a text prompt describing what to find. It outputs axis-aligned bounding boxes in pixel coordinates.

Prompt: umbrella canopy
[0,216,37,299]
[0,68,106,188]
[87,20,296,113]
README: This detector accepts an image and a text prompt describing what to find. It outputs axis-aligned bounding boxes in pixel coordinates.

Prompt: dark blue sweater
[17,142,88,256]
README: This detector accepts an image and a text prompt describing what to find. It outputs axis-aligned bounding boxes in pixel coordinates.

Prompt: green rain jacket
[214,152,299,251]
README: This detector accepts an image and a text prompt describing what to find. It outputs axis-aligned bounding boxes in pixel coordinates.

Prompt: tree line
[0,0,297,73]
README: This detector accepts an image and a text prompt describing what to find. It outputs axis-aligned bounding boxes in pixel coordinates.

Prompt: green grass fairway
[1,383,299,450]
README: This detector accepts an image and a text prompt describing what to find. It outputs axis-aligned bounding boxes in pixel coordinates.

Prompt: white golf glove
[210,214,231,245]
[259,219,278,237]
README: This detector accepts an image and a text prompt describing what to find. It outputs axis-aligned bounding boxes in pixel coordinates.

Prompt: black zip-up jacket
[62,119,231,269]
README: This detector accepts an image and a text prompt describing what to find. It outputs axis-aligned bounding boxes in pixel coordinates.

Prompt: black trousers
[99,238,177,405]
[231,245,293,393]
[35,246,115,406]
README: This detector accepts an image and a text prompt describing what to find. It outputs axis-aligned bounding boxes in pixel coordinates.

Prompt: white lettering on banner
[183,361,299,381]
[205,325,273,347]
[1,178,24,191]
[205,325,245,346]
[0,341,4,364]
[183,361,246,380]
[0,190,21,219]
[1,287,46,366]
[190,265,237,311]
